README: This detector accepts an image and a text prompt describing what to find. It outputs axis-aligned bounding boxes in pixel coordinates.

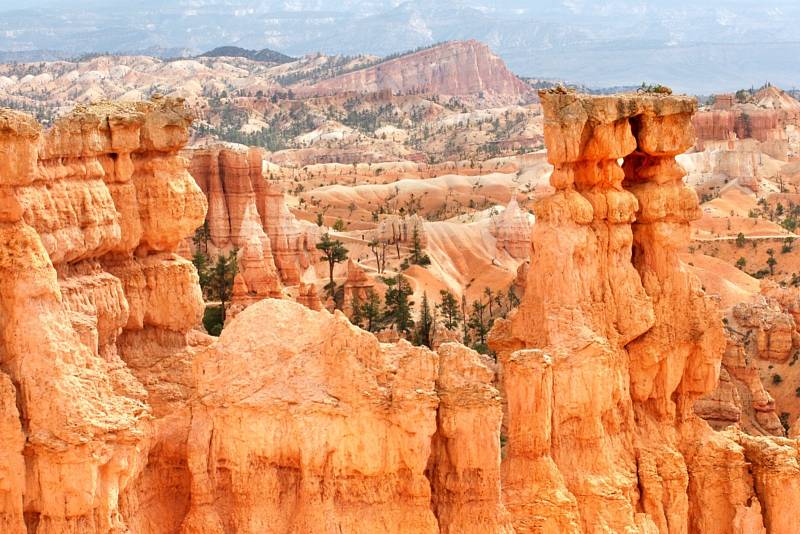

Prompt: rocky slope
[297,40,533,104]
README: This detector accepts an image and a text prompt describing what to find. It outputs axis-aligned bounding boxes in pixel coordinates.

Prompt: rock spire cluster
[1,93,799,534]
[487,89,800,533]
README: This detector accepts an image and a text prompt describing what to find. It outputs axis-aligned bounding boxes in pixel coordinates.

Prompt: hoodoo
[1,92,799,533]
[488,89,800,533]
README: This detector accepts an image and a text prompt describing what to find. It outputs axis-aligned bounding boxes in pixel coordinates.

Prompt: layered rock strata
[342,259,375,316]
[298,40,533,103]
[186,142,318,288]
[492,197,532,259]
[489,90,800,533]
[0,98,206,532]
[181,300,509,534]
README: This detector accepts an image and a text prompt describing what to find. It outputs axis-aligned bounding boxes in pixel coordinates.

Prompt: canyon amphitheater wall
[1,92,799,534]
[0,97,208,533]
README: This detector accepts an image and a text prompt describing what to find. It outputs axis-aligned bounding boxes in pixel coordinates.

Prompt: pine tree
[193,221,211,255]
[208,250,238,322]
[767,248,777,275]
[468,299,490,353]
[192,250,210,297]
[361,288,383,332]
[507,286,520,308]
[316,233,348,295]
[410,223,430,266]
[461,293,470,345]
[414,292,434,348]
[438,289,461,330]
[384,274,415,335]
[350,293,364,328]
[484,287,494,315]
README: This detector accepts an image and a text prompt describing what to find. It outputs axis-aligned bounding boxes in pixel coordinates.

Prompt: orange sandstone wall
[0,97,207,533]
[2,94,799,534]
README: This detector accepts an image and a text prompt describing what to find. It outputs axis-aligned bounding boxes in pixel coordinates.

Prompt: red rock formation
[342,259,375,316]
[697,283,800,438]
[260,180,319,284]
[0,98,206,532]
[693,86,800,161]
[4,94,800,534]
[297,40,533,104]
[187,142,318,287]
[187,141,283,307]
[295,281,323,311]
[731,299,796,363]
[489,89,800,533]
[696,319,784,436]
[428,343,512,533]
[182,300,443,533]
[492,197,532,259]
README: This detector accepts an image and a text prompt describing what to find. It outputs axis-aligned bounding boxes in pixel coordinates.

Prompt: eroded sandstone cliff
[186,141,319,288]
[488,89,800,533]
[181,300,510,534]
[2,92,799,534]
[0,97,207,533]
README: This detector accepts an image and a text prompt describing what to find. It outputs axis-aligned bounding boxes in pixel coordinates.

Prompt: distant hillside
[198,46,294,64]
[295,40,533,104]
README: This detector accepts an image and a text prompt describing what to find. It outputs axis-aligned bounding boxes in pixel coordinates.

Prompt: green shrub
[203,305,225,336]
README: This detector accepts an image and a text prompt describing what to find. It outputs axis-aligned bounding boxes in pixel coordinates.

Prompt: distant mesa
[296,40,533,103]
[197,46,295,64]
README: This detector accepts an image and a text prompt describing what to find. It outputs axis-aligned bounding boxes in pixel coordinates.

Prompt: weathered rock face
[232,236,283,301]
[186,141,318,289]
[695,322,784,436]
[492,197,532,260]
[731,299,796,363]
[298,40,533,104]
[696,284,800,438]
[693,87,800,160]
[295,281,323,311]
[342,258,375,316]
[489,90,800,533]
[180,299,509,533]
[261,179,320,284]
[428,343,512,534]
[0,98,206,532]
[376,213,427,246]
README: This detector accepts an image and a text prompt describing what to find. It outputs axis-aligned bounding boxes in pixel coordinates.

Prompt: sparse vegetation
[316,233,348,296]
[384,274,415,335]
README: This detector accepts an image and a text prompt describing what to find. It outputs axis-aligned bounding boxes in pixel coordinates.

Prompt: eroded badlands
[0,92,799,534]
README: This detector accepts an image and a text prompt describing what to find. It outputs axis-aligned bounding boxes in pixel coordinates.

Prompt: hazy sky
[1,1,798,92]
